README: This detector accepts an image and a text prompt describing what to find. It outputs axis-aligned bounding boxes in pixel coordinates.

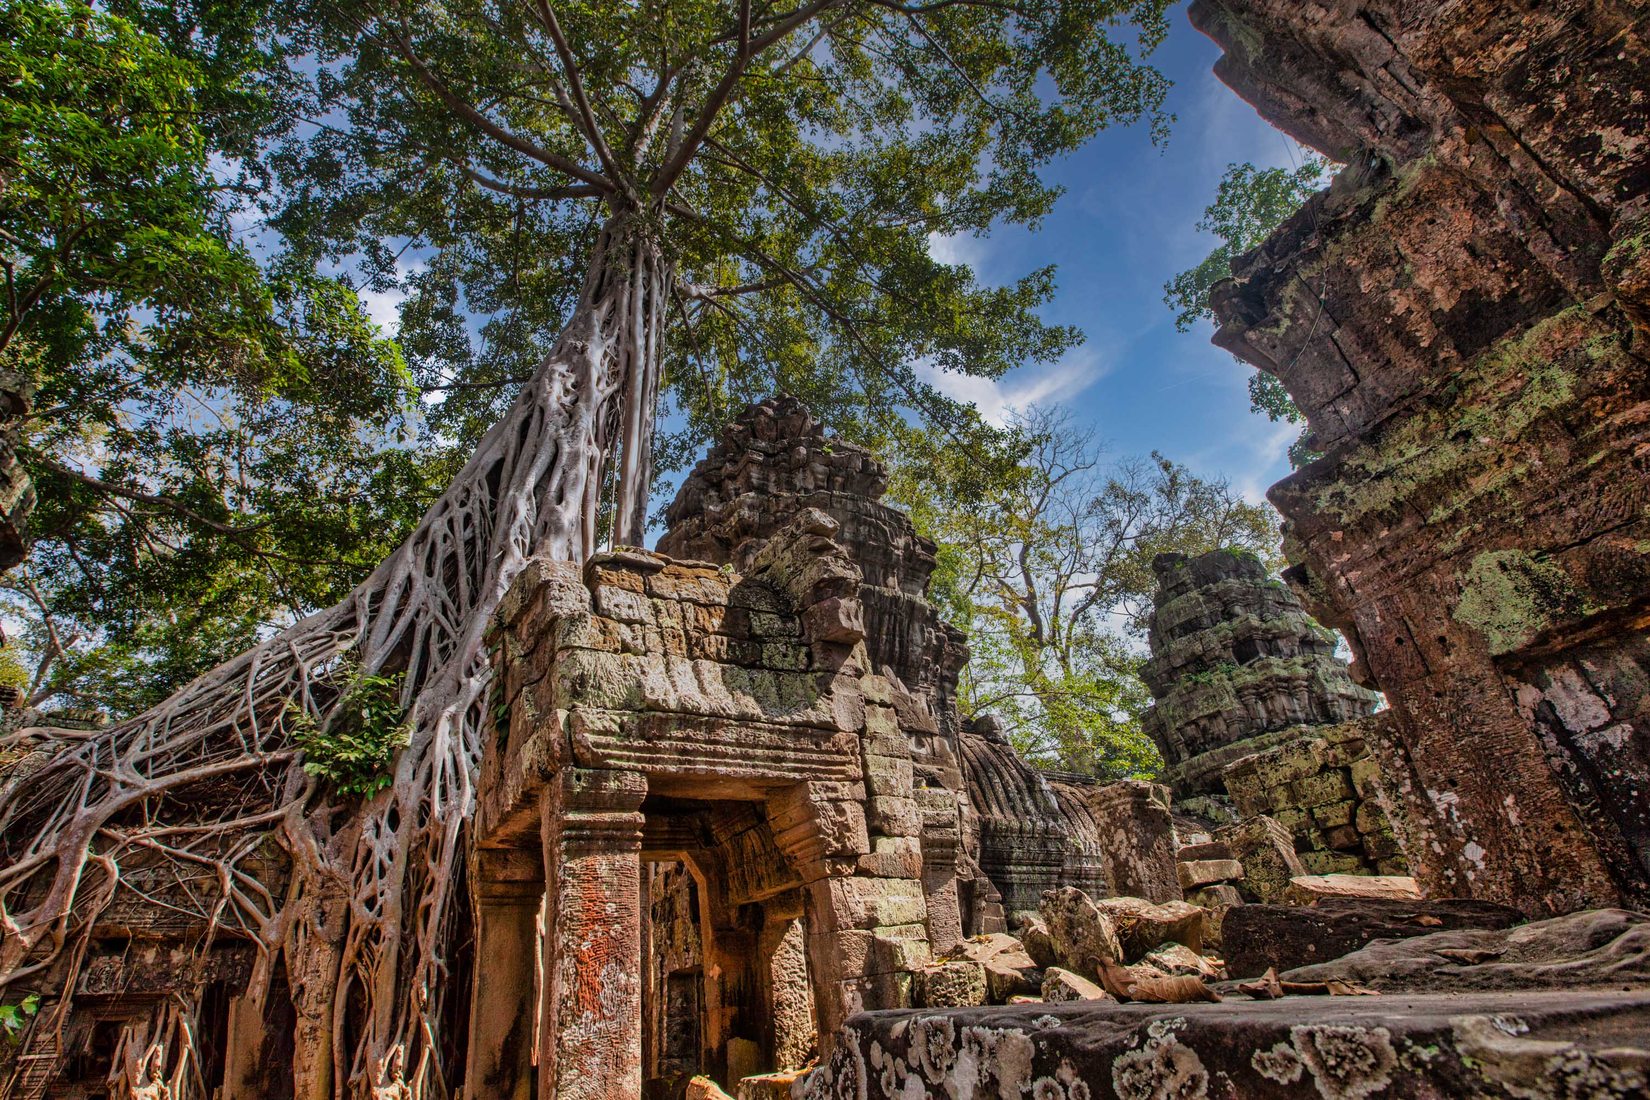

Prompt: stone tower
[1140,548,1378,798]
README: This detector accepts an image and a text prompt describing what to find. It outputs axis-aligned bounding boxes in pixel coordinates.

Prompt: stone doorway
[640,795,817,1098]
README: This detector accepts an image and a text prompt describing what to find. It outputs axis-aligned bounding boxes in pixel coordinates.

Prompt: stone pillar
[466,848,543,1100]
[758,892,816,1071]
[766,781,930,1047]
[914,787,964,954]
[540,768,648,1100]
[1089,780,1182,903]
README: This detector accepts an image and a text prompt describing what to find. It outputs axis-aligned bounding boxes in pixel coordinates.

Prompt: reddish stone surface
[1193,0,1650,914]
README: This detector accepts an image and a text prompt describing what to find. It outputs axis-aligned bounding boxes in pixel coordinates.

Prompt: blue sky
[921,1,1308,505]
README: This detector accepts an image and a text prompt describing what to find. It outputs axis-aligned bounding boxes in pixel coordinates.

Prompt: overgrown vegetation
[288,662,411,796]
[891,406,1279,779]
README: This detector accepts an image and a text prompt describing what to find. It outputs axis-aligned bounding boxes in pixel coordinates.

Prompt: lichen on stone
[1288,1024,1398,1100]
[1453,549,1589,655]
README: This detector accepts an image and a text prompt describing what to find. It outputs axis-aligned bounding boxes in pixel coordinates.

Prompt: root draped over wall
[0,213,670,1097]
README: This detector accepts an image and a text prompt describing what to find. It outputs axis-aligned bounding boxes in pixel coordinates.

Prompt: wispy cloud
[919,345,1110,427]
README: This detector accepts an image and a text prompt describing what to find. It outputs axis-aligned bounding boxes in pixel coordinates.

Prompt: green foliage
[1164,157,1330,464]
[267,0,1175,463]
[0,993,40,1038]
[888,407,1280,779]
[0,0,434,715]
[289,662,411,797]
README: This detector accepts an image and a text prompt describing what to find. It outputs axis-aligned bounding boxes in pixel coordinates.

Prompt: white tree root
[0,214,670,1098]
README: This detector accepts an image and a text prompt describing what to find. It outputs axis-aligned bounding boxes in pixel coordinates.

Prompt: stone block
[737,1073,803,1100]
[1310,800,1355,828]
[861,753,914,795]
[1039,886,1122,975]
[1353,799,1387,836]
[911,959,986,1008]
[1362,830,1402,861]
[1016,914,1058,970]
[1175,840,1233,862]
[1178,859,1244,890]
[955,934,1040,1003]
[686,1076,736,1100]
[1292,769,1354,809]
[1220,898,1526,979]
[838,879,927,930]
[1217,816,1306,904]
[1040,967,1110,1003]
[1187,881,1241,907]
[1270,807,1310,836]
[1284,874,1422,905]
[1095,896,1208,959]
[1348,756,1381,800]
[856,835,923,879]
[1088,780,1182,903]
[1323,824,1362,852]
[865,795,921,838]
[1298,850,1366,876]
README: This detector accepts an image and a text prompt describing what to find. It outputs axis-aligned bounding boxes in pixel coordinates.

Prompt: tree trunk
[0,211,669,1097]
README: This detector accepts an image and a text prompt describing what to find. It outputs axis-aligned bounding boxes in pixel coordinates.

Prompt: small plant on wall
[288,661,410,797]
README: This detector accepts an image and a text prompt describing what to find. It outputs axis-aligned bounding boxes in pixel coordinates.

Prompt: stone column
[466,848,543,1100]
[766,781,929,1047]
[1089,780,1182,903]
[539,768,648,1100]
[758,892,817,1071]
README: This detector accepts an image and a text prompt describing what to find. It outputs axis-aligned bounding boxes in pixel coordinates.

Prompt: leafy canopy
[270,0,1176,460]
[890,407,1279,779]
[0,0,423,714]
[1163,157,1329,466]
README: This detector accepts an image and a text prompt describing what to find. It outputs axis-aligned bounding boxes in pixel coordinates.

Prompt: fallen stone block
[1039,886,1121,975]
[686,1076,736,1100]
[1093,895,1206,959]
[911,959,987,1007]
[1040,967,1110,1003]
[1279,907,1650,993]
[1178,858,1244,889]
[1221,897,1524,978]
[1015,913,1057,970]
[956,932,1041,1002]
[1283,873,1421,905]
[1142,942,1224,980]
[1175,840,1233,862]
[1217,815,1305,903]
[737,1072,802,1100]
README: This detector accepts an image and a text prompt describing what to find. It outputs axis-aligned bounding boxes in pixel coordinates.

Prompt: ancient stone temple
[1140,549,1406,876]
[471,397,1142,1098]
[1193,0,1650,915]
[1141,548,1377,798]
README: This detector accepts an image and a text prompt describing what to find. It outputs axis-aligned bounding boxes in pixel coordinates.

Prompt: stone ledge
[802,990,1650,1099]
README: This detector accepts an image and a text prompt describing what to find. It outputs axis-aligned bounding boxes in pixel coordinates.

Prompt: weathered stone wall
[1193,0,1650,914]
[1141,549,1377,796]
[958,719,1108,920]
[1224,715,1407,876]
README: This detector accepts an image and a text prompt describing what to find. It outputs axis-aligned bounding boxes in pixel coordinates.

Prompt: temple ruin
[4,1,1649,1097]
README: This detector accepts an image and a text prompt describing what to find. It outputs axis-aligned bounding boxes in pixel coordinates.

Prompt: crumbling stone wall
[1141,549,1377,797]
[1193,0,1650,913]
[1224,714,1407,876]
[1138,548,1404,874]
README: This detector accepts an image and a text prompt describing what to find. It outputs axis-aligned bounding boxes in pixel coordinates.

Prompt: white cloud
[927,230,984,268]
[1229,415,1300,505]
[919,345,1109,427]
[358,285,410,334]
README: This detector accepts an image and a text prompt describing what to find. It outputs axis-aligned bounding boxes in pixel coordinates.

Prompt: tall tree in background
[1163,157,1329,466]
[895,407,1278,778]
[0,0,424,713]
[0,2,1176,1092]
